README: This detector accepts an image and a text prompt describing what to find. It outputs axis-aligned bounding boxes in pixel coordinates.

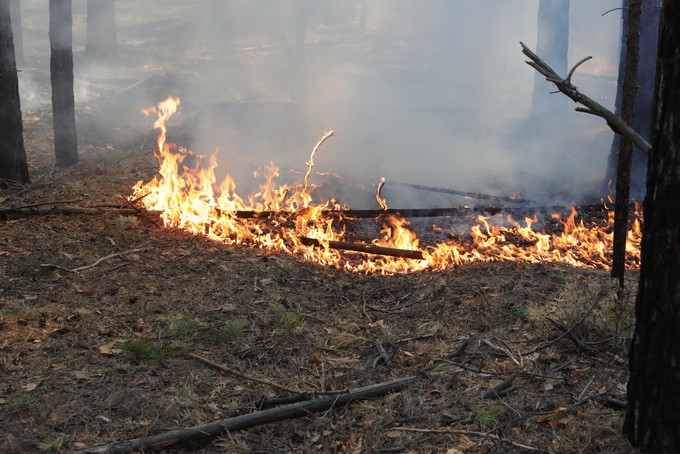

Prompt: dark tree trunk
[0,0,28,186]
[49,0,78,167]
[606,0,660,196]
[611,0,641,287]
[624,1,680,451]
[531,0,570,121]
[86,0,117,61]
[8,0,20,66]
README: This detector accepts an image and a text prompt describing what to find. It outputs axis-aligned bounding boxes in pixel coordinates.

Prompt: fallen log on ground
[76,375,419,454]
[299,236,425,260]
[234,206,504,219]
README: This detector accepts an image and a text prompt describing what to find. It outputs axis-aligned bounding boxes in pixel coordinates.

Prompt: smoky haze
[16,0,622,208]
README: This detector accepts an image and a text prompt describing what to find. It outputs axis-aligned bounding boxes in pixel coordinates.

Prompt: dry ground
[0,113,638,453]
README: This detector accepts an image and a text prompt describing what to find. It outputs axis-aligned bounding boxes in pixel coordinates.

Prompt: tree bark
[611,0,641,287]
[85,0,117,61]
[605,0,660,195]
[8,0,20,66]
[531,0,570,121]
[624,1,680,451]
[49,0,78,167]
[0,0,29,186]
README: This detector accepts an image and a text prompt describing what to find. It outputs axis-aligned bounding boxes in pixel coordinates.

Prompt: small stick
[0,198,82,211]
[299,236,424,260]
[483,372,520,399]
[388,427,547,453]
[188,353,299,395]
[40,248,145,273]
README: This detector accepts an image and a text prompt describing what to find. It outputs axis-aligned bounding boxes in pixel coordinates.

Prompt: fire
[132,97,642,274]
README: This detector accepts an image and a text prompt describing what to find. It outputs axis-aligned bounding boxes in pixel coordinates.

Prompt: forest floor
[0,111,638,453]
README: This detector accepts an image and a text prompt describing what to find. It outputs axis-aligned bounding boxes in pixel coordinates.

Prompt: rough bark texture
[0,0,29,185]
[611,0,641,287]
[624,0,680,451]
[50,0,78,167]
[531,0,570,120]
[86,0,117,61]
[606,0,660,195]
[8,0,20,66]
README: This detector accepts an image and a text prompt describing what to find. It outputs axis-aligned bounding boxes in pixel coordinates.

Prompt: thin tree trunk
[49,0,78,167]
[8,0,20,66]
[0,0,28,185]
[611,0,641,287]
[86,0,117,61]
[624,1,680,451]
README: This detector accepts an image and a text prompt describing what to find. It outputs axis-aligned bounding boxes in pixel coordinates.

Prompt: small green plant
[511,305,530,320]
[474,405,505,431]
[269,304,301,335]
[208,320,245,345]
[9,395,41,412]
[122,339,183,364]
[38,436,65,453]
[170,318,202,340]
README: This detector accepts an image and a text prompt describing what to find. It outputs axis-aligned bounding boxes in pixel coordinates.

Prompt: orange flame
[132,97,642,274]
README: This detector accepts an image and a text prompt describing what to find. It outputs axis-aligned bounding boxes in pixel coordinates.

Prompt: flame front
[132,97,641,274]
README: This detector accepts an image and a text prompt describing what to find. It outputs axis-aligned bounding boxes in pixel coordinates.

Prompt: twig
[0,198,82,211]
[299,237,424,260]
[188,353,300,395]
[77,375,419,453]
[544,316,596,352]
[0,206,140,217]
[40,248,145,273]
[390,181,532,204]
[388,427,548,453]
[483,372,520,399]
[520,41,651,155]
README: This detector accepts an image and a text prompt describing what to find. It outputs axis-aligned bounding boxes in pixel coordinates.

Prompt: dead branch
[483,372,520,399]
[299,237,425,260]
[389,427,548,453]
[188,353,300,395]
[41,248,145,273]
[520,41,651,155]
[76,375,419,454]
[0,206,139,217]
[391,181,533,204]
[233,206,504,219]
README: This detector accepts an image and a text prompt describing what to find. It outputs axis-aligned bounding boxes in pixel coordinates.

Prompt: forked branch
[520,41,651,155]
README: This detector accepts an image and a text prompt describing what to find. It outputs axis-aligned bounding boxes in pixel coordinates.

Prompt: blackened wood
[299,237,424,260]
[0,0,28,186]
[234,206,503,219]
[612,0,641,288]
[8,0,20,66]
[624,1,680,451]
[49,0,78,167]
[77,375,418,453]
[391,181,532,204]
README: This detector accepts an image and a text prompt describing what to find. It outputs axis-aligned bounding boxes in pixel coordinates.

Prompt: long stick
[299,236,425,260]
[77,375,418,454]
[235,206,504,219]
[391,181,532,204]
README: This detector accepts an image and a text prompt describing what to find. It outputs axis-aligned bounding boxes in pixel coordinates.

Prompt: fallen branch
[483,372,520,399]
[391,181,533,204]
[41,248,145,273]
[234,206,504,219]
[188,353,300,395]
[77,375,419,454]
[0,206,139,217]
[520,41,651,155]
[299,237,425,260]
[388,427,547,453]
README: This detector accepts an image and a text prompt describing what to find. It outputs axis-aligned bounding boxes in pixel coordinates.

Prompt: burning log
[234,206,504,219]
[299,236,425,260]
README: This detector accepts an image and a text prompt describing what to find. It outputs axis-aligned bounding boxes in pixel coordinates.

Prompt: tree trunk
[605,0,660,195]
[624,1,680,451]
[611,0,641,287]
[0,0,28,186]
[49,0,78,167]
[531,0,570,121]
[8,0,20,66]
[85,0,117,61]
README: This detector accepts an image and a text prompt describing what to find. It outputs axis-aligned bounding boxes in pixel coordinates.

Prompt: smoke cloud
[16,0,623,207]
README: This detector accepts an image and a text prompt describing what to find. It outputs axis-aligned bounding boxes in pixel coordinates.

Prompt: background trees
[49,0,78,166]
[624,0,680,450]
[0,0,28,186]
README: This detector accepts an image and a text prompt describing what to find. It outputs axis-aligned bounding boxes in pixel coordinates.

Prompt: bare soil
[0,113,637,453]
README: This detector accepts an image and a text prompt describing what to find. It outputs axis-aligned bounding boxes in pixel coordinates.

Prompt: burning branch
[301,130,335,203]
[520,41,651,155]
[299,236,425,260]
[376,177,390,210]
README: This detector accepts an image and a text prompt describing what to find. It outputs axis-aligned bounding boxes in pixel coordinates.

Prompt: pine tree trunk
[86,0,117,61]
[624,1,680,451]
[531,0,570,120]
[8,0,21,66]
[0,0,28,185]
[49,0,78,167]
